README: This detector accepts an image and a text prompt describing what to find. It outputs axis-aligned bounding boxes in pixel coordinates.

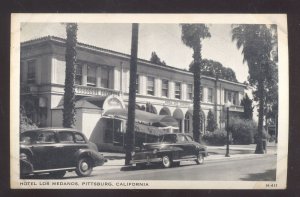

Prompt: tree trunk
[192,35,202,143]
[255,80,265,154]
[63,23,77,128]
[125,23,139,165]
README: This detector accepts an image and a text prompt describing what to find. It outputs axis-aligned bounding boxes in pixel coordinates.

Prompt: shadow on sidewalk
[240,169,276,181]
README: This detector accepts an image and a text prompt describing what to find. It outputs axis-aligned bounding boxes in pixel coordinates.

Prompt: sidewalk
[99,144,277,170]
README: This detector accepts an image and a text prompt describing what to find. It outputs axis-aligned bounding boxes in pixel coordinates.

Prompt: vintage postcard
[10,14,288,189]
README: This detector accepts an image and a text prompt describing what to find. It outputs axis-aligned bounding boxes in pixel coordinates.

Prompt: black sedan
[20,128,106,178]
[130,133,208,168]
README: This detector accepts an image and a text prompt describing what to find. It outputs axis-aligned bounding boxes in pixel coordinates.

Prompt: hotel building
[20,36,245,150]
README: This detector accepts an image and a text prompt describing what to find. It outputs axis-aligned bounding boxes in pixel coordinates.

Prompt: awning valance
[103,108,178,128]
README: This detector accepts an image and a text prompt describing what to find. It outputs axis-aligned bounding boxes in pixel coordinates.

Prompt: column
[139,75,147,95]
[96,66,102,87]
[113,67,120,91]
[181,119,185,133]
[181,83,187,100]
[82,64,87,86]
[169,81,174,99]
[203,87,207,103]
[155,78,160,97]
[21,61,28,83]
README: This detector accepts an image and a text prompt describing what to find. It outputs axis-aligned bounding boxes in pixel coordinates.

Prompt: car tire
[49,171,66,179]
[75,157,93,177]
[161,155,172,168]
[195,153,204,165]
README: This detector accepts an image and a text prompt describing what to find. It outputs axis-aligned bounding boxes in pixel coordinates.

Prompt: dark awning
[103,108,178,128]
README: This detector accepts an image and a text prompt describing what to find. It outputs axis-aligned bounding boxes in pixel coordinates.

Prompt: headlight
[131,151,135,157]
[20,153,27,160]
[153,149,158,154]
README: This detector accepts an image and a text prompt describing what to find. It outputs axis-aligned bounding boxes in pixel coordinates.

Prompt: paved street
[26,144,277,181]
[65,154,276,181]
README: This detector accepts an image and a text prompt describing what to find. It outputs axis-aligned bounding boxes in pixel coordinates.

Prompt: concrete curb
[99,152,276,171]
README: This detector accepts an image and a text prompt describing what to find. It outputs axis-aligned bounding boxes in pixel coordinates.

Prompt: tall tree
[125,23,139,165]
[189,59,238,82]
[181,24,211,142]
[150,51,167,66]
[63,23,78,128]
[206,109,218,132]
[241,93,254,120]
[232,24,276,153]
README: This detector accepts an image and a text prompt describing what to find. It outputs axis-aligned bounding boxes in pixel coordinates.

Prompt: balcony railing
[229,105,244,112]
[75,85,120,97]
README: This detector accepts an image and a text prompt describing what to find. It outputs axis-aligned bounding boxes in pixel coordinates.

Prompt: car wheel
[75,157,93,177]
[49,171,66,179]
[195,153,204,165]
[161,155,172,168]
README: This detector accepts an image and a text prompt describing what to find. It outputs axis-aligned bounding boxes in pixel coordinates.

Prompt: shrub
[20,106,38,133]
[203,129,227,146]
[254,128,271,143]
[228,117,257,145]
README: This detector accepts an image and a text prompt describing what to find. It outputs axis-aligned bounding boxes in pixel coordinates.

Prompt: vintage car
[20,128,106,178]
[130,133,208,168]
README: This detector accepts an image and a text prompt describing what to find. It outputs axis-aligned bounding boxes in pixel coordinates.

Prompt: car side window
[36,132,56,144]
[74,133,86,143]
[58,132,74,143]
[177,135,187,143]
[185,135,194,142]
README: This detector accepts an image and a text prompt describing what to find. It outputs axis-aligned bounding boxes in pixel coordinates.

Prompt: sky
[21,23,249,83]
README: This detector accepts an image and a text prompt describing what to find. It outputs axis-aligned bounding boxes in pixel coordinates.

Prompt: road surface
[68,154,276,181]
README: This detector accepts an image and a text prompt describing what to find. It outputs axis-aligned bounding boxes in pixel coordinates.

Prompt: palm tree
[63,23,78,128]
[125,23,139,165]
[180,24,211,142]
[231,24,275,153]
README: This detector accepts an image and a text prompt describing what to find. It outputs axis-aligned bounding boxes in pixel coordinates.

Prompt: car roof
[22,127,80,133]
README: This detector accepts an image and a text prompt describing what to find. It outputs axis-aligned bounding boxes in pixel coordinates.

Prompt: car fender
[20,147,34,175]
[156,146,182,160]
[74,149,105,167]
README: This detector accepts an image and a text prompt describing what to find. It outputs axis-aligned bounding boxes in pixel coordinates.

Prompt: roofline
[22,127,79,132]
[21,36,246,87]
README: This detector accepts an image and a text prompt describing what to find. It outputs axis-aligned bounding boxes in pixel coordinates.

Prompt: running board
[173,157,197,162]
[33,167,76,173]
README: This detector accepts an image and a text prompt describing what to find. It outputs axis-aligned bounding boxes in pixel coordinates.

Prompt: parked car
[130,133,208,168]
[20,128,106,178]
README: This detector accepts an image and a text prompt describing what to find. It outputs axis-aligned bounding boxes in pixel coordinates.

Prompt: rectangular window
[175,82,181,99]
[136,75,139,93]
[87,65,96,87]
[224,90,238,105]
[147,76,155,96]
[161,79,169,97]
[200,86,203,101]
[27,60,36,84]
[101,67,109,88]
[207,88,213,103]
[187,84,193,100]
[75,64,82,85]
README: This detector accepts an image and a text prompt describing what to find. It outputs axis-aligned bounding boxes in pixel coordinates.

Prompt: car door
[175,134,190,158]
[56,131,87,168]
[30,131,59,170]
[184,135,198,157]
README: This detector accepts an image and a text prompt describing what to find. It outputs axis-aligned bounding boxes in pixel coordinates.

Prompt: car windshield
[159,134,177,143]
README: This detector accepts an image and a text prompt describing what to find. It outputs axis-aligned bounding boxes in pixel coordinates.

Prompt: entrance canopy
[103,108,178,128]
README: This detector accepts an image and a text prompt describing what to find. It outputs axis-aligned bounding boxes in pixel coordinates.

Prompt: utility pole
[125,23,139,165]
